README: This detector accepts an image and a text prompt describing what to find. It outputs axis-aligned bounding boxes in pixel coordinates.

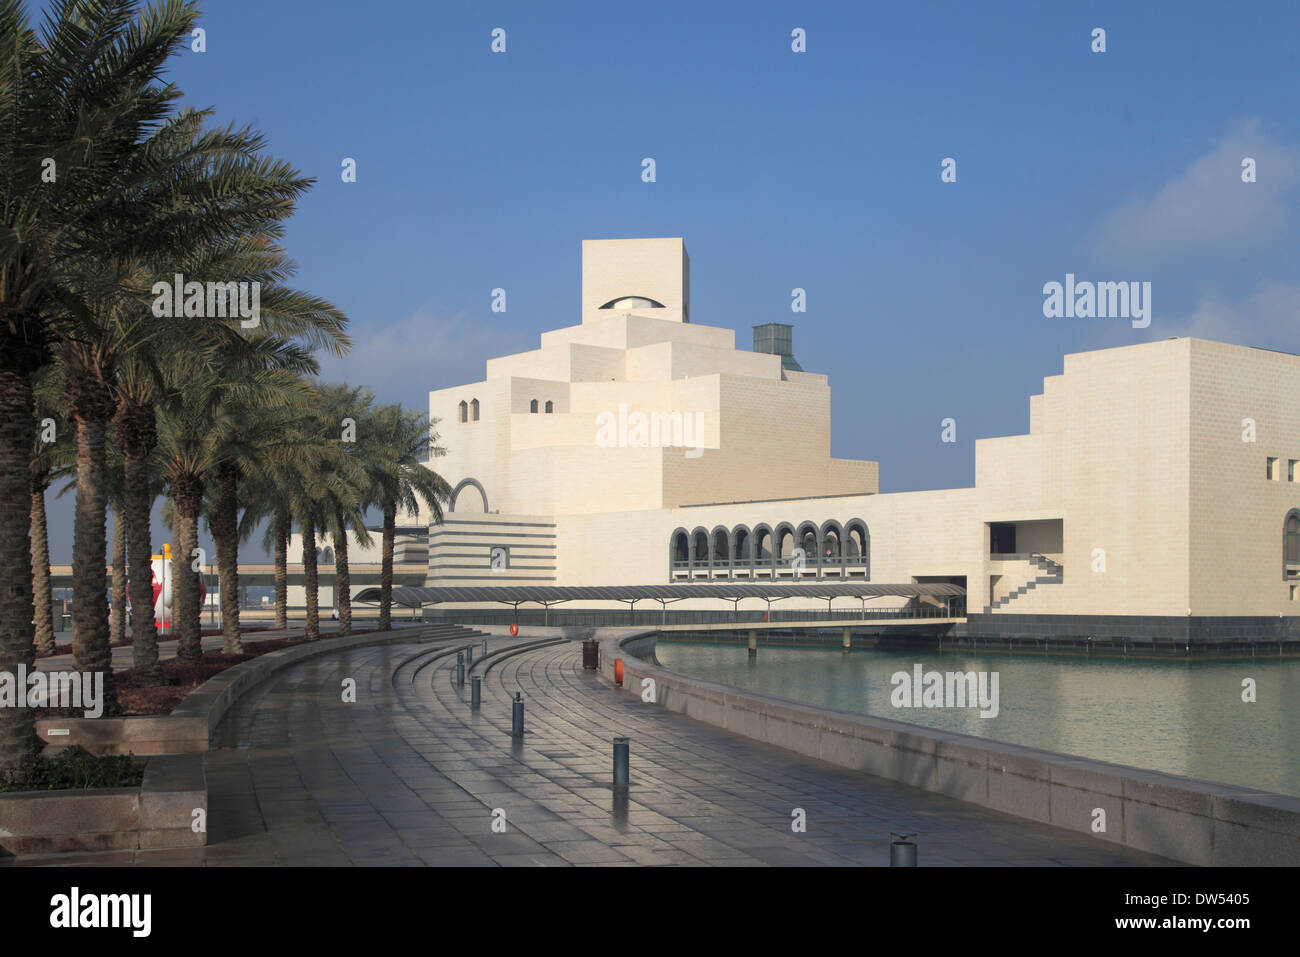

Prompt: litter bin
[582,639,600,670]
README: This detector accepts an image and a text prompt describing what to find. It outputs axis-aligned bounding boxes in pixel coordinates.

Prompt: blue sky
[36,0,1300,560]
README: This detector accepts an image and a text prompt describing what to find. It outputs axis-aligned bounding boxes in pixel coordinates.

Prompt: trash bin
[582,639,600,670]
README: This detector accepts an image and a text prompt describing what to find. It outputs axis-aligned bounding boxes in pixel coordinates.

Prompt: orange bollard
[614,658,624,686]
[509,622,518,636]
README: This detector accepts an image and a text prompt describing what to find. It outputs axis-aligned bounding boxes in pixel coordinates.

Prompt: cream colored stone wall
[581,238,690,324]
[1188,338,1300,616]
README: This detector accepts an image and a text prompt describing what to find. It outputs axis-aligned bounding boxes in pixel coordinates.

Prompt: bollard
[456,651,465,687]
[466,645,473,666]
[842,626,851,654]
[482,639,488,657]
[748,630,758,657]
[511,692,524,737]
[614,658,624,686]
[890,832,917,867]
[471,675,481,709]
[613,736,630,788]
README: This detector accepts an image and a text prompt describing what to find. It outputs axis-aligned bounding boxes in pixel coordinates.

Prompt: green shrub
[0,747,142,793]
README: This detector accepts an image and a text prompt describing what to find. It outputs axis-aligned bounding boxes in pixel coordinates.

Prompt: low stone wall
[35,715,208,756]
[0,753,205,856]
[601,631,1300,866]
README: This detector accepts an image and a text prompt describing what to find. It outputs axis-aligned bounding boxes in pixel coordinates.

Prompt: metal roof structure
[353,582,965,608]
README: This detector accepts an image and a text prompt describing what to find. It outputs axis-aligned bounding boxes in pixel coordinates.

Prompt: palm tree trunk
[110,508,127,645]
[0,363,39,775]
[30,474,55,656]
[211,462,242,654]
[273,509,289,630]
[70,375,118,714]
[120,401,161,681]
[303,518,319,640]
[171,473,204,664]
[333,508,352,637]
[378,500,395,632]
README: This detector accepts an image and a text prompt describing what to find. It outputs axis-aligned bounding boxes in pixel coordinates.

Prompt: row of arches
[670,520,869,578]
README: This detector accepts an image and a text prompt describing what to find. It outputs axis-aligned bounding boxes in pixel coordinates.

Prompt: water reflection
[653,640,1300,797]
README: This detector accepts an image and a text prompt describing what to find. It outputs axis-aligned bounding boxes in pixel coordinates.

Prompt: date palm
[29,366,70,656]
[1,0,319,759]
[157,335,319,663]
[365,405,451,632]
[315,384,378,637]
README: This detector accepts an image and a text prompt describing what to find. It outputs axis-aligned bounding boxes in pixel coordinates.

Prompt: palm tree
[156,337,319,663]
[365,405,451,632]
[0,1,334,771]
[113,360,167,680]
[237,463,295,630]
[206,404,326,654]
[277,407,363,642]
[316,384,378,637]
[29,366,69,656]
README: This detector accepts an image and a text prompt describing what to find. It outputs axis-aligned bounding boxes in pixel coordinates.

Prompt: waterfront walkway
[13,634,1176,866]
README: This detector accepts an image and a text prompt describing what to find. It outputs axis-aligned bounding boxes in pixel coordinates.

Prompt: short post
[466,645,473,666]
[456,651,465,687]
[482,639,488,657]
[748,630,758,657]
[471,675,481,709]
[511,692,524,737]
[612,736,630,788]
[890,832,917,867]
[842,626,851,654]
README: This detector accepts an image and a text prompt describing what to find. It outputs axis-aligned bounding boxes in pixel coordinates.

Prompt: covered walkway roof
[354,582,965,607]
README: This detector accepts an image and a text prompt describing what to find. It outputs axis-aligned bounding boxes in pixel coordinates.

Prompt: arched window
[470,399,480,421]
[670,529,689,566]
[845,520,870,576]
[774,523,796,563]
[753,525,773,562]
[821,521,843,561]
[690,528,710,567]
[797,521,819,562]
[1286,512,1300,567]
[732,526,751,564]
[458,401,468,423]
[529,399,538,413]
[711,527,730,566]
[545,400,553,413]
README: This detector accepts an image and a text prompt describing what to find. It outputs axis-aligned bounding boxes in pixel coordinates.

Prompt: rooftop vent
[752,322,803,372]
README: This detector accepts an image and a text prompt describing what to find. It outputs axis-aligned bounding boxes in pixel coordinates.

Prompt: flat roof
[354,582,965,606]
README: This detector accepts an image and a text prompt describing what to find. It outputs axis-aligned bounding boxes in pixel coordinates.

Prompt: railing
[672,554,870,578]
[424,604,961,628]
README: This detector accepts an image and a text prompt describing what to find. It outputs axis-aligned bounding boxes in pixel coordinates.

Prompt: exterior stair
[986,553,1063,612]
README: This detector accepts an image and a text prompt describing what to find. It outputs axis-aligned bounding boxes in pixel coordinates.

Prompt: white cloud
[1094,119,1300,264]
[316,308,532,414]
[1160,280,1300,350]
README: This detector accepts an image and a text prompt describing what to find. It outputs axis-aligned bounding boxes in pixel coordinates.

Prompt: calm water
[652,639,1300,798]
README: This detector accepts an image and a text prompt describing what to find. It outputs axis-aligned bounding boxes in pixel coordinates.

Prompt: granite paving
[8,634,1179,866]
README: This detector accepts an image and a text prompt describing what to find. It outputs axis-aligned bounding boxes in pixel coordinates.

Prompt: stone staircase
[986,553,1063,612]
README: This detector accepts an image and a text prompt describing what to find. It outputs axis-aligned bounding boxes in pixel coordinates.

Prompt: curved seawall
[600,631,1300,866]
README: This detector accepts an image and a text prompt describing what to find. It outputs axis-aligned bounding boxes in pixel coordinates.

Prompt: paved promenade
[12,634,1177,866]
